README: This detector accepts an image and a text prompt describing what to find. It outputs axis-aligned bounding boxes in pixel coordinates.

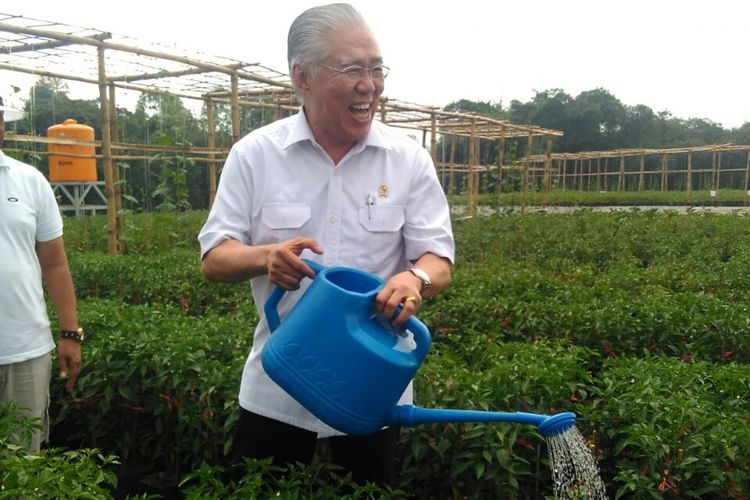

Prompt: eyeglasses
[316,64,390,81]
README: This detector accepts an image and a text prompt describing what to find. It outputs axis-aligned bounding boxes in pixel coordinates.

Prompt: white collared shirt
[198,110,454,436]
[0,150,61,365]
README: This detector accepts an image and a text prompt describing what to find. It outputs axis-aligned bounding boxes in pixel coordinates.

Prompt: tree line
[6,79,750,210]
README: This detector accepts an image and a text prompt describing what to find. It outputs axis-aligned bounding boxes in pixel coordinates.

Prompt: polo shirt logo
[7,197,18,202]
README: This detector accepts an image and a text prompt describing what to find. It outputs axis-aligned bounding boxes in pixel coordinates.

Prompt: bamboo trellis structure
[1,12,563,253]
[526,144,750,198]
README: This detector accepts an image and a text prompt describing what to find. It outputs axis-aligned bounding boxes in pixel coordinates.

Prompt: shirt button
[328,215,337,224]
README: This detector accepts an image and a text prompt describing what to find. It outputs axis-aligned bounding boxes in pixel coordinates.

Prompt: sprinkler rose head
[538,412,577,436]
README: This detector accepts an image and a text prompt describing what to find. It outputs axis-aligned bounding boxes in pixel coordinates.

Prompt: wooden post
[573,159,579,190]
[618,156,625,191]
[468,120,476,217]
[744,149,750,194]
[603,157,609,191]
[716,151,722,191]
[711,149,717,191]
[543,138,552,206]
[595,156,602,191]
[206,97,217,207]
[98,46,119,255]
[586,159,592,190]
[430,112,437,167]
[522,133,531,212]
[496,136,506,206]
[687,152,693,197]
[108,83,122,219]
[473,137,481,207]
[660,153,667,191]
[231,71,240,144]
[448,135,456,196]
[638,154,645,191]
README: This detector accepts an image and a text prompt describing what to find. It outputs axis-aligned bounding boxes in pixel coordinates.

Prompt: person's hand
[57,340,82,393]
[267,237,323,290]
[375,271,422,327]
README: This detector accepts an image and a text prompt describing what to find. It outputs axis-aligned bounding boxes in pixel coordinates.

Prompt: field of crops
[2,209,749,498]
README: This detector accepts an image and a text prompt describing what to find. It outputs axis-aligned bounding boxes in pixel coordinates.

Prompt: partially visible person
[199,3,454,487]
[0,96,83,451]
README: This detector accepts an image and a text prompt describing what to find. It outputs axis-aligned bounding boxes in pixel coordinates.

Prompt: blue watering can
[262,260,575,437]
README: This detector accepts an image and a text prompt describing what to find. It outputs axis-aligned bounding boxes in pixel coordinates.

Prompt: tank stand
[51,182,107,216]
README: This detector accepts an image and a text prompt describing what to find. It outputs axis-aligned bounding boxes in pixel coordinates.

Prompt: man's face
[300,23,385,153]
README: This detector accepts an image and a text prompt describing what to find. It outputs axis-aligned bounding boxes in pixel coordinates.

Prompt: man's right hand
[267,237,323,290]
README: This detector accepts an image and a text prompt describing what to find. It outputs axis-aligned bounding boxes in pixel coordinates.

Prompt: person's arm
[36,236,81,393]
[375,251,452,327]
[201,236,324,290]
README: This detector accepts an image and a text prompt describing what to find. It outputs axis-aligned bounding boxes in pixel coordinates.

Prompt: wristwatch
[60,327,85,343]
[409,267,432,293]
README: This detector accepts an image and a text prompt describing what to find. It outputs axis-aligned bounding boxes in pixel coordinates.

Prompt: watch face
[411,268,431,288]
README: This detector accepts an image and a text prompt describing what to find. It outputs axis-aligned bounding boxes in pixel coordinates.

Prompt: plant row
[29,298,748,498]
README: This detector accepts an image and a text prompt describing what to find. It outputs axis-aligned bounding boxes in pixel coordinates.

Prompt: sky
[2,0,749,129]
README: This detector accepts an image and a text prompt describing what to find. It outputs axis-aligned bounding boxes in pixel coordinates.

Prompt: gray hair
[287,3,367,103]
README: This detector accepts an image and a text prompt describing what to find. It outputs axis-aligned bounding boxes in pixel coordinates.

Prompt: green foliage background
[5,210,747,498]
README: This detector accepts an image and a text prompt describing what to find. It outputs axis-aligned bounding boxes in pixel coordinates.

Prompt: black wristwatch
[60,327,85,343]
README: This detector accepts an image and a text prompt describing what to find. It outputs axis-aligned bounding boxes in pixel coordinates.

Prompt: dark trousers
[229,407,400,486]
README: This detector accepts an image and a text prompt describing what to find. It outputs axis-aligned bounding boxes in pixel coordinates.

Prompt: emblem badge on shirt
[7,197,18,202]
[377,184,389,198]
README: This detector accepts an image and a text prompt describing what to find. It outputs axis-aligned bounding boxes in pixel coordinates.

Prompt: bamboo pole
[618,156,625,191]
[716,151,722,191]
[638,154,645,191]
[467,120,476,217]
[496,136,505,205]
[687,153,693,197]
[430,113,437,167]
[744,149,750,194]
[522,133,531,211]
[231,72,240,144]
[207,97,217,207]
[108,83,122,220]
[449,135,456,196]
[543,138,552,206]
[660,153,667,191]
[711,150,718,191]
[98,46,119,255]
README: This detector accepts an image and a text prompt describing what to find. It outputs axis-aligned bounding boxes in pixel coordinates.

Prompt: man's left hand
[375,271,422,327]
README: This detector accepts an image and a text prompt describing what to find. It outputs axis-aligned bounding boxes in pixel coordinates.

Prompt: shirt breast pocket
[261,203,311,241]
[355,205,405,272]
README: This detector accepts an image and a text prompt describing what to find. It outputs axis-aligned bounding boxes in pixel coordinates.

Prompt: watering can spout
[387,405,576,437]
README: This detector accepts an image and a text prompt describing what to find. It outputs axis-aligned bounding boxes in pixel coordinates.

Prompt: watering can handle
[265,259,325,332]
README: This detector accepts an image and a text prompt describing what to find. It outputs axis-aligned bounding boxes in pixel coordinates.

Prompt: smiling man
[199,3,454,486]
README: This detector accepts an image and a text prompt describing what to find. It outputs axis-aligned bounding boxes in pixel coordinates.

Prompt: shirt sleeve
[198,145,255,259]
[403,147,455,264]
[35,172,64,242]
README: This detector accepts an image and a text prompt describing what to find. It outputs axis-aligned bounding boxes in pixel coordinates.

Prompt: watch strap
[60,327,84,343]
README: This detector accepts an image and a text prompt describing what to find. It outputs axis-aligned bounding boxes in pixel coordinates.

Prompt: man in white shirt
[199,3,454,485]
[0,97,83,452]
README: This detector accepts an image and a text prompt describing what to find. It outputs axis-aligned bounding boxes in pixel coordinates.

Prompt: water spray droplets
[547,425,607,499]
